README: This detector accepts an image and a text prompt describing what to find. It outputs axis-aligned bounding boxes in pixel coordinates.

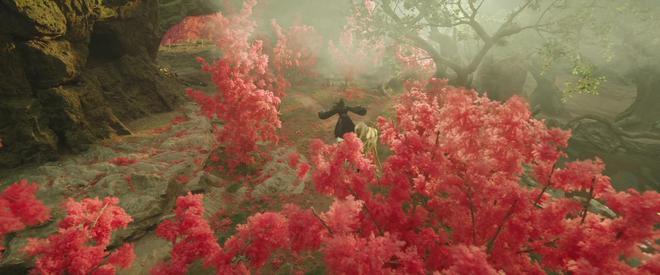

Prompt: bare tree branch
[381,0,463,72]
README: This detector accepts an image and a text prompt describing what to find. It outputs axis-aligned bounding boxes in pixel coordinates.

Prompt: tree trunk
[475,56,527,101]
[444,69,469,87]
[616,66,660,132]
[529,66,563,116]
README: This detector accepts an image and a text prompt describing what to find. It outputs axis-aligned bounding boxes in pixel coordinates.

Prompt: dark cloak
[318,100,367,139]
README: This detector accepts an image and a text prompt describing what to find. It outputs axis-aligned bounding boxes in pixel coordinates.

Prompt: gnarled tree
[361,0,572,87]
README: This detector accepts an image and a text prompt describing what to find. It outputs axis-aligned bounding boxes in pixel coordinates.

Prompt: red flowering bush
[24,197,135,275]
[154,193,305,274]
[152,193,221,275]
[158,80,658,274]
[285,152,311,181]
[308,81,658,274]
[0,180,50,255]
[186,0,285,168]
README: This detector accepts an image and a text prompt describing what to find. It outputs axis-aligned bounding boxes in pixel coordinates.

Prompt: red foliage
[394,44,436,82]
[152,193,221,275]
[109,157,137,166]
[161,14,219,45]
[25,197,134,275]
[321,195,364,234]
[281,204,325,253]
[310,134,375,199]
[154,193,297,274]
[175,175,191,185]
[220,212,290,269]
[296,163,310,180]
[551,158,614,196]
[287,152,300,168]
[186,0,284,169]
[286,152,310,181]
[155,105,659,272]
[0,180,50,255]
[303,81,658,274]
[441,245,499,275]
[13,2,653,274]
[6,75,655,274]
[107,243,136,270]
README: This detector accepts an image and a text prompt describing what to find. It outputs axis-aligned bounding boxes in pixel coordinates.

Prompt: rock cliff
[0,0,221,168]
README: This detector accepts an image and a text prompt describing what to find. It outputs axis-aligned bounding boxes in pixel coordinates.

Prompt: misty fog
[1,1,658,274]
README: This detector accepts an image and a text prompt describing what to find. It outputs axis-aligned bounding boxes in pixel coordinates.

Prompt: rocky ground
[0,101,212,271]
[0,43,310,274]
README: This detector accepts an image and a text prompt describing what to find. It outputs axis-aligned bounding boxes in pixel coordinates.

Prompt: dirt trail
[290,92,324,110]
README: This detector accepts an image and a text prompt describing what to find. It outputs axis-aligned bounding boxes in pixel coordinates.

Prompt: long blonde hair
[354,122,381,170]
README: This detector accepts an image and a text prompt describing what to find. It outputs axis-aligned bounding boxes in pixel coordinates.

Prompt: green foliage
[538,40,567,73]
[562,55,606,101]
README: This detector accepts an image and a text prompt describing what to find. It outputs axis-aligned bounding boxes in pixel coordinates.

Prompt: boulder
[0,97,59,168]
[22,39,86,88]
[0,38,31,96]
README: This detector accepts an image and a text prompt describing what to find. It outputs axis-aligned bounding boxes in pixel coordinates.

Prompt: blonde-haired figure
[355,122,381,170]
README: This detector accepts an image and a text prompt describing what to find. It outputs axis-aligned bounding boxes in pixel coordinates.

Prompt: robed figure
[318,99,367,141]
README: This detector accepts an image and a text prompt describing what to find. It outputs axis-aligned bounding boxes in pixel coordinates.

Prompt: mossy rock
[22,39,85,88]
[0,0,67,38]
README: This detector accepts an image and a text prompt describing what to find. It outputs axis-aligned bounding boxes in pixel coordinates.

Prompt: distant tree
[588,1,660,131]
[358,0,579,87]
[528,0,660,130]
